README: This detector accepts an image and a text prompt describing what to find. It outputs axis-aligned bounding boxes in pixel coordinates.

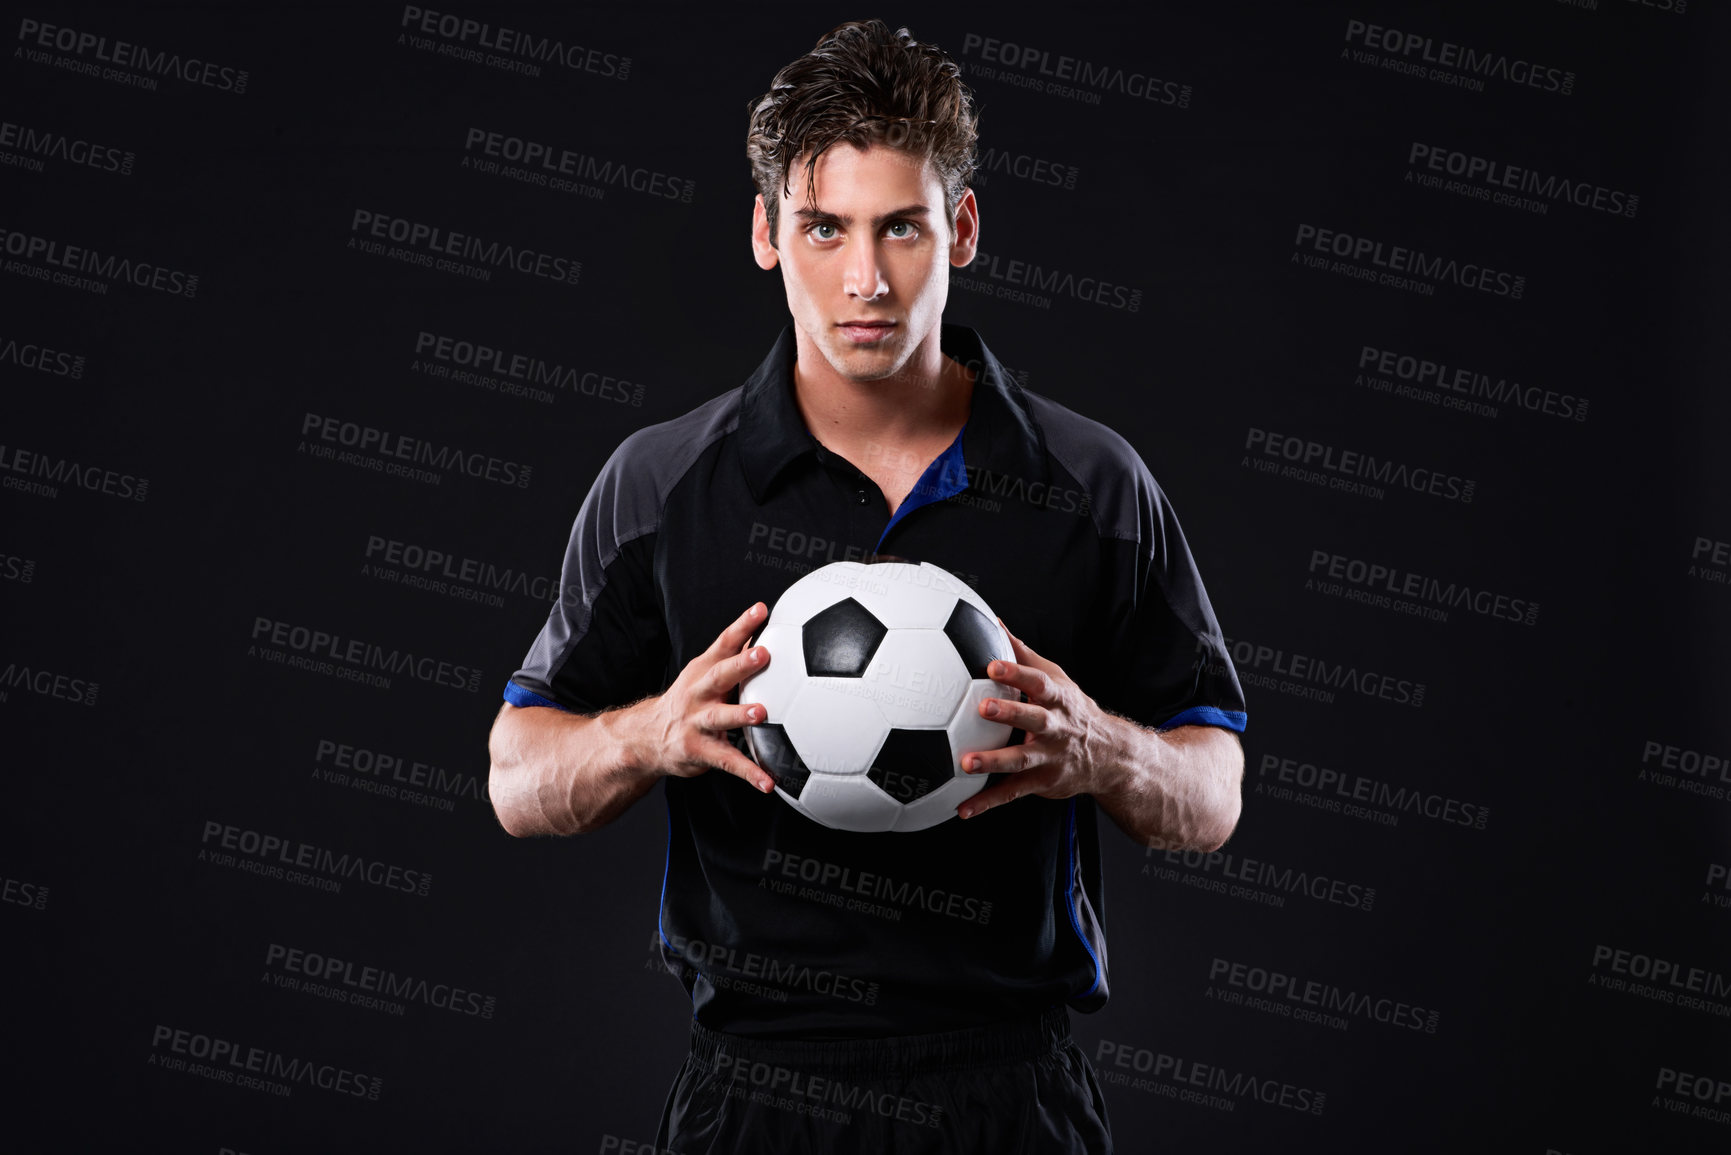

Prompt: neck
[790,324,975,449]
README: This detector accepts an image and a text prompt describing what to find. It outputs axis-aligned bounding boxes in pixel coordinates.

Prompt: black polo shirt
[505,322,1248,1038]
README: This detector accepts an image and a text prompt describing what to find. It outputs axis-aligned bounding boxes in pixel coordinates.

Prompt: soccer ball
[740,559,1018,833]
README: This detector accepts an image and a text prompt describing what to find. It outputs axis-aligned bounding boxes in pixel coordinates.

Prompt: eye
[886,221,917,239]
[810,222,839,241]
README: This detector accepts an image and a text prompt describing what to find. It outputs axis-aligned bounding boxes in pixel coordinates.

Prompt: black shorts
[652,1003,1113,1154]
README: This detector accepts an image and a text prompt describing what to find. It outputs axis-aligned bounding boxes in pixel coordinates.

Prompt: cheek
[782,258,822,299]
[899,254,948,299]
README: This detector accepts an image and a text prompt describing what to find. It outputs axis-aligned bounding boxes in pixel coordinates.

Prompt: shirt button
[856,490,869,505]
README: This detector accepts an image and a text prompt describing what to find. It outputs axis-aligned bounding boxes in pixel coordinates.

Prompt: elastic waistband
[687,1004,1072,1080]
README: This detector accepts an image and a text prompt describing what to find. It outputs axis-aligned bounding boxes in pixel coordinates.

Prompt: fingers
[958,773,1036,819]
[978,696,1048,732]
[996,618,1063,679]
[667,603,781,795]
[696,700,766,732]
[701,642,770,697]
[708,602,767,660]
[696,737,776,794]
[986,658,1050,703]
[963,739,1039,776]
[696,604,772,696]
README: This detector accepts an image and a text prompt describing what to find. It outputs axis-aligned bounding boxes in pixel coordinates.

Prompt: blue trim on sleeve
[1156,705,1247,733]
[875,422,970,553]
[501,681,569,711]
[1064,797,1104,1000]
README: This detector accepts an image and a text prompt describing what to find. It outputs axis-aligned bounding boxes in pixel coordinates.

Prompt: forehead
[785,141,942,208]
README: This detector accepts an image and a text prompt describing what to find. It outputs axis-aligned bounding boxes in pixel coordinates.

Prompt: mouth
[837,320,897,344]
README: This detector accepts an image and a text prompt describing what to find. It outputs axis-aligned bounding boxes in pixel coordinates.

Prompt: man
[488,19,1247,1152]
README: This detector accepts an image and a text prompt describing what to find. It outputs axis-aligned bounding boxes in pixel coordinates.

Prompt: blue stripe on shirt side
[1064,797,1104,999]
[656,790,698,1017]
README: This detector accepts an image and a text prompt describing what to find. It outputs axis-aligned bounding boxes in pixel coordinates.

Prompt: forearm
[1090,720,1243,852]
[487,700,664,837]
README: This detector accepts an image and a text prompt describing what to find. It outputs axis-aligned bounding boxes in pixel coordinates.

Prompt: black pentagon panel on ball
[867,728,955,804]
[803,598,888,678]
[944,601,1007,680]
[746,723,811,797]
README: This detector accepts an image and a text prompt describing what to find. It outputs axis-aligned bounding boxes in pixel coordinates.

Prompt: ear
[751,194,780,270]
[948,187,980,269]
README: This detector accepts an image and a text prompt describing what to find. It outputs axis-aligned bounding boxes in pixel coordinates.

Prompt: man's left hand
[956,620,1123,819]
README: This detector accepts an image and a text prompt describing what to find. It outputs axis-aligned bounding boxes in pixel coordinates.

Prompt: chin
[846,353,909,382]
[823,341,894,371]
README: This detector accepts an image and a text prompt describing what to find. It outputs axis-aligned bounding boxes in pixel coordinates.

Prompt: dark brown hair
[746,19,979,247]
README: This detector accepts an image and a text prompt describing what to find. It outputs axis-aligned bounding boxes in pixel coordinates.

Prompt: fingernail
[751,647,764,661]
[983,700,999,717]
[989,661,1003,678]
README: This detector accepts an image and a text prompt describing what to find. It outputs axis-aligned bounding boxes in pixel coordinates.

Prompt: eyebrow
[792,204,932,227]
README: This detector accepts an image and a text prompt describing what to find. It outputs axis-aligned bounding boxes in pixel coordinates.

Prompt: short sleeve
[1092,454,1247,735]
[504,437,672,714]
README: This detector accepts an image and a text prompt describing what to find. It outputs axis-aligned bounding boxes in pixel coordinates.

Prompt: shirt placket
[813,447,890,550]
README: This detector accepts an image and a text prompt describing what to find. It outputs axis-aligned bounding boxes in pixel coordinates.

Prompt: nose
[843,237,888,302]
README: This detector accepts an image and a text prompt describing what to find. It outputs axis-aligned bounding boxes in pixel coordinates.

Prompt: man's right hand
[638,601,776,794]
[488,601,778,838]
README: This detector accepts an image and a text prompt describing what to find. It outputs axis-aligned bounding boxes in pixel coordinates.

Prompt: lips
[837,320,896,345]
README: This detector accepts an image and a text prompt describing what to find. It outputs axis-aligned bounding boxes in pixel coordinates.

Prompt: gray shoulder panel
[1022,390,1237,708]
[516,389,742,700]
[586,387,744,552]
[1023,390,1161,548]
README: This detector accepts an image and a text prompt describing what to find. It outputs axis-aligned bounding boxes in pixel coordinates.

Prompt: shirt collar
[737,321,1049,504]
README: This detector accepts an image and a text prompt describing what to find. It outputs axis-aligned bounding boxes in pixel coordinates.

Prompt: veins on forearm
[1091,718,1238,852]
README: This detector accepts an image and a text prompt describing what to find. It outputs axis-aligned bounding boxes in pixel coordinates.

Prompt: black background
[4,2,1729,1150]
